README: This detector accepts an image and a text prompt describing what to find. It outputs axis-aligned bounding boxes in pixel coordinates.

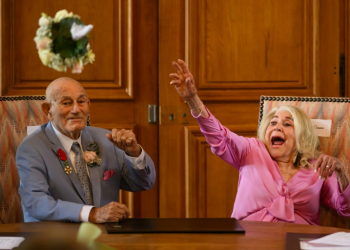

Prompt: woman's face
[264,109,297,163]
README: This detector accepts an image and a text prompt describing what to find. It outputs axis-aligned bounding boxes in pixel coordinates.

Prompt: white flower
[84,151,97,163]
[34,37,52,49]
[72,59,84,74]
[49,55,66,72]
[84,50,95,64]
[36,26,51,38]
[84,151,102,166]
[70,22,93,41]
[38,49,54,66]
[51,63,66,72]
[64,57,76,68]
[39,15,51,26]
[54,9,74,22]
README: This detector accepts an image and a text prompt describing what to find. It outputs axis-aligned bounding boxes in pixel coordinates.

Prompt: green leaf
[75,48,87,56]
[53,36,76,58]
[76,37,88,50]
[49,17,90,59]
[51,23,60,40]
[59,48,76,58]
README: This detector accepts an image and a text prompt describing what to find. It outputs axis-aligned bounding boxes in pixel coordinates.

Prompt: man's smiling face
[48,79,90,140]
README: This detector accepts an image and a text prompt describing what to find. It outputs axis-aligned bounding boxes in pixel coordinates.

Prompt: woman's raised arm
[170,59,209,118]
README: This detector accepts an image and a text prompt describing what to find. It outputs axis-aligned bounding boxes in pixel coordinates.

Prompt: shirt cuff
[79,205,94,222]
[124,145,146,169]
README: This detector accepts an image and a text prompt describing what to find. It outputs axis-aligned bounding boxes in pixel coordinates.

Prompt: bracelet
[190,102,204,118]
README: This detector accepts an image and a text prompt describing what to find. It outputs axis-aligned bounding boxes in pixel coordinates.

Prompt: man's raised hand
[106,129,141,157]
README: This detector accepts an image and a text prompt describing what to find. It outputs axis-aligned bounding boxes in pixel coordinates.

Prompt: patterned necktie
[71,142,93,205]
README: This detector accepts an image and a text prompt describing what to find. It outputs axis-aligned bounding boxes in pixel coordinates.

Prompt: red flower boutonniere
[57,148,67,161]
[103,170,114,181]
[57,148,72,175]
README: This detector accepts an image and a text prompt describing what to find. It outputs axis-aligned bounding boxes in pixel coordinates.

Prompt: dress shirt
[52,125,146,222]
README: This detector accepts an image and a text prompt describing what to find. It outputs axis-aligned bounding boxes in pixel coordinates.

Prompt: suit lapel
[45,122,88,204]
[81,128,101,207]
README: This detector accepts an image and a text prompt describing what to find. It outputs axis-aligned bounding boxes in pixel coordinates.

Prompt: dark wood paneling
[319,0,340,97]
[131,0,158,218]
[159,0,187,218]
[187,0,320,101]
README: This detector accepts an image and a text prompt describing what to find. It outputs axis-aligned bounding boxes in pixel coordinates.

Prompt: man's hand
[106,129,142,157]
[89,202,130,223]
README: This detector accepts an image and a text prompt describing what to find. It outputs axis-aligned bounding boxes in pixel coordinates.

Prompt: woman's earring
[293,153,298,164]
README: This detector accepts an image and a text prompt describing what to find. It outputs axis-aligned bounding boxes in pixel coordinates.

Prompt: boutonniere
[84,141,102,167]
[57,148,73,174]
[103,170,115,181]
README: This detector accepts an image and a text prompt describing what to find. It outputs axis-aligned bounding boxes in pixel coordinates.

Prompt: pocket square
[103,170,115,181]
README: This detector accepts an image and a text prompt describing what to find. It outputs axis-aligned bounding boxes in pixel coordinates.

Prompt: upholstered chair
[0,96,48,223]
[259,96,350,229]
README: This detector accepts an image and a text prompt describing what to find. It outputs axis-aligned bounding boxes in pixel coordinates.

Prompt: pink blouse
[197,110,350,225]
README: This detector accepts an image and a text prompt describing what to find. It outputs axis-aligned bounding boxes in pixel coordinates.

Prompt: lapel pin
[64,166,73,175]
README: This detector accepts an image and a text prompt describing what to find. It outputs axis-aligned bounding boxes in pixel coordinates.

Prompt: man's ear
[41,102,52,120]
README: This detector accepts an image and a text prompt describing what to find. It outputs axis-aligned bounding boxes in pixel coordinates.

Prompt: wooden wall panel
[185,125,257,218]
[3,0,133,100]
[159,0,187,218]
[319,0,340,97]
[205,150,237,218]
[131,0,158,218]
[187,0,320,100]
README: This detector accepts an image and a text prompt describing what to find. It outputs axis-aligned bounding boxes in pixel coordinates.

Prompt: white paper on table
[0,237,25,249]
[300,232,350,250]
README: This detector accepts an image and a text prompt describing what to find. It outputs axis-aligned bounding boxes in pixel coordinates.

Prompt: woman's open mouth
[271,136,285,147]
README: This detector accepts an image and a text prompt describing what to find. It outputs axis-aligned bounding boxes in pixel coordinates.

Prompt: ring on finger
[326,165,330,169]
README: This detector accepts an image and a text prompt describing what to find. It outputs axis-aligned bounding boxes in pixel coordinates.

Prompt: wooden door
[1,0,158,218]
[158,0,344,218]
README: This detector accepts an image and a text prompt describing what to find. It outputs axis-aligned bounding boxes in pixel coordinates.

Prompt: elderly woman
[170,59,350,225]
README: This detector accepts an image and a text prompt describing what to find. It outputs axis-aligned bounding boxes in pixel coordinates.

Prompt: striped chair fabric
[0,96,48,223]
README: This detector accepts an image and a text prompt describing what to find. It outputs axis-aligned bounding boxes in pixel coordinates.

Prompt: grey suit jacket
[16,122,155,222]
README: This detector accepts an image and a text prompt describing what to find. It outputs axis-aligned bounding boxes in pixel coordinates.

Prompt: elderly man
[16,77,155,223]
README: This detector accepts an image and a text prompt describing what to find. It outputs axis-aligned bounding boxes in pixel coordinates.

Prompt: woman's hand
[170,59,209,118]
[170,59,197,100]
[314,154,349,191]
[315,154,343,179]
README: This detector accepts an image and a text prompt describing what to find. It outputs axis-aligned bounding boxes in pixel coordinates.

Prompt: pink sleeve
[196,108,259,170]
[321,174,350,216]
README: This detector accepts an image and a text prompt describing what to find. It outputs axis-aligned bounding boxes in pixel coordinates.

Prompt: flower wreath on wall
[34,10,95,74]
